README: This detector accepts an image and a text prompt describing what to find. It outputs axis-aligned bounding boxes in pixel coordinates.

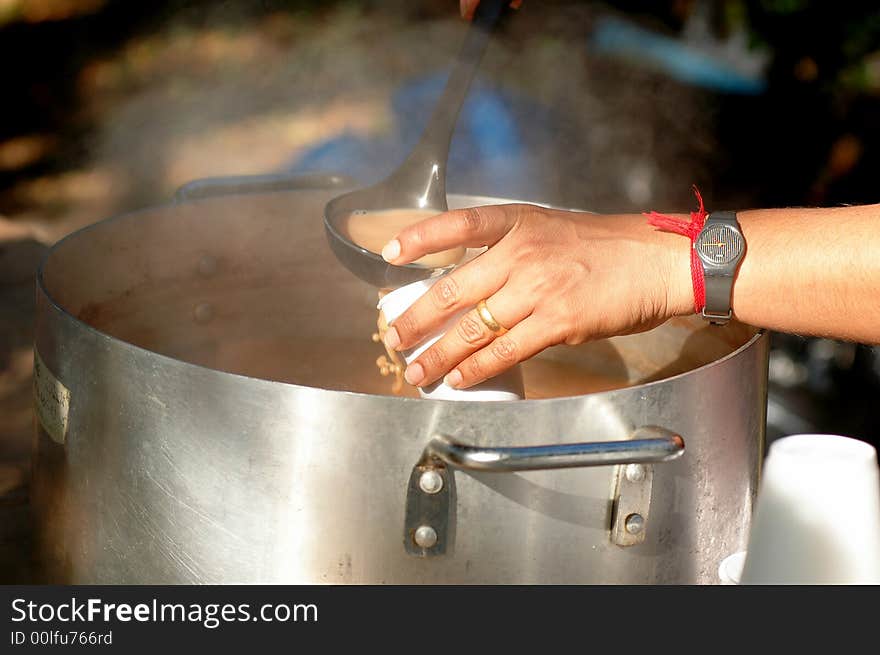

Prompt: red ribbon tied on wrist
[644,186,708,314]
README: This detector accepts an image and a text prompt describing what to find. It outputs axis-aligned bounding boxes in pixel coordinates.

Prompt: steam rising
[83,1,719,219]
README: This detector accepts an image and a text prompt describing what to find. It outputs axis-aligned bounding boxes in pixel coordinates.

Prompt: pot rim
[35,190,766,406]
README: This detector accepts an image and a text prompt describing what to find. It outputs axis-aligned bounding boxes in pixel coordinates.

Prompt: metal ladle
[324,0,510,288]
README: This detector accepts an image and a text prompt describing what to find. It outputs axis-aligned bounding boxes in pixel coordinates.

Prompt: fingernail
[383,327,400,350]
[381,239,401,262]
[444,369,463,388]
[405,362,425,386]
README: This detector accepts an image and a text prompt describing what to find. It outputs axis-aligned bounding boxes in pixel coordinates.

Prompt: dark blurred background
[1,0,879,579]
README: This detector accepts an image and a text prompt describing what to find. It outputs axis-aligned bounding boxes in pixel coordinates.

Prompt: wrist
[659,215,698,317]
[645,188,713,319]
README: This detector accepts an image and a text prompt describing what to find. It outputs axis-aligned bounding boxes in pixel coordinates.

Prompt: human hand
[380,204,693,390]
[460,0,522,20]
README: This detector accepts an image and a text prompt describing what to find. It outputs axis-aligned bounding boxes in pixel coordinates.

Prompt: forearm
[383,202,880,390]
[670,204,880,343]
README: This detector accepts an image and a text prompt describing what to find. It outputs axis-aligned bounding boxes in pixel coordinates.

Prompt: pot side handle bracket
[404,426,684,557]
[403,463,456,558]
[609,461,655,547]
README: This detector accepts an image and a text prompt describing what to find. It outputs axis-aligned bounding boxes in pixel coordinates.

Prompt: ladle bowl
[324,184,454,289]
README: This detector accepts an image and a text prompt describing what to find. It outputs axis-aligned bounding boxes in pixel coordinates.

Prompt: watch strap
[707,210,738,227]
[702,275,734,324]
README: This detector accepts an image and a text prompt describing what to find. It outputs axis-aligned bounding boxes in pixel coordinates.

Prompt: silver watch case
[693,211,745,325]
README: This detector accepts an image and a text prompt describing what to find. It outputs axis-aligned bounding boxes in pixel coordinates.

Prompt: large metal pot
[31,173,768,584]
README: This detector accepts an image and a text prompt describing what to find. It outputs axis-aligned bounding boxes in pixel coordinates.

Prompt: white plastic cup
[377,278,525,401]
[740,433,880,585]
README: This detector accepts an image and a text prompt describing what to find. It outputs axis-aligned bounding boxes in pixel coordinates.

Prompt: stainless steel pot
[31,173,768,584]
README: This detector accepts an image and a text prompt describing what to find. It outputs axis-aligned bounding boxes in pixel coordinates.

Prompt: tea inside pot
[42,190,756,400]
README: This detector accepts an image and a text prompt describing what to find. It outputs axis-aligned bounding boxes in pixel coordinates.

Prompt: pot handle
[404,426,684,555]
[420,426,684,473]
[174,171,359,202]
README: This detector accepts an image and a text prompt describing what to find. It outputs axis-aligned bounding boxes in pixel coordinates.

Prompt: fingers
[403,286,533,387]
[444,315,557,389]
[385,252,508,354]
[381,204,520,266]
[460,0,522,20]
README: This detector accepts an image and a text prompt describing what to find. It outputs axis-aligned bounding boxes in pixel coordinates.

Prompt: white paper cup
[740,433,880,584]
[378,278,524,401]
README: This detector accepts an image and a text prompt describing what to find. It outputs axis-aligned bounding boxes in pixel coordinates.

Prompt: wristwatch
[694,210,746,325]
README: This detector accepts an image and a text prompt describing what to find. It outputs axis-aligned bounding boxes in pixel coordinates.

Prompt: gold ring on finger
[476,299,508,335]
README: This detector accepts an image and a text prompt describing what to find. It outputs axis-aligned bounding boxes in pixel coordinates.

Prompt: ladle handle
[395,0,510,189]
[420,426,685,473]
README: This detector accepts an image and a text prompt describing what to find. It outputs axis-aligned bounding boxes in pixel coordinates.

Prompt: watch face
[695,224,744,267]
